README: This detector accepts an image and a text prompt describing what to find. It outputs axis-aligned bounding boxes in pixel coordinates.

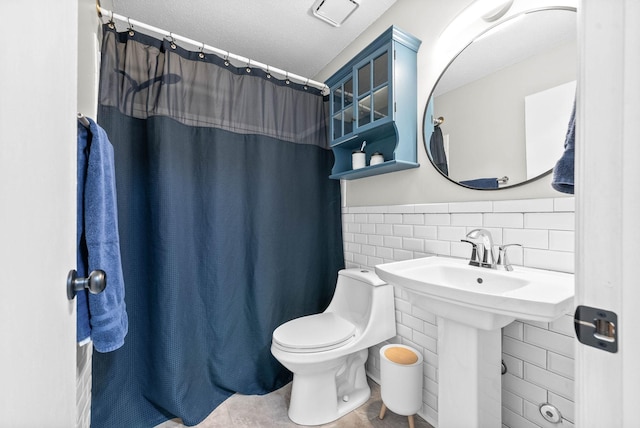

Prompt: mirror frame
[422,6,577,191]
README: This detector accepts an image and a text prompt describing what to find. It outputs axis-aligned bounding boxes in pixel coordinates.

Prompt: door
[576,0,640,426]
[0,1,78,426]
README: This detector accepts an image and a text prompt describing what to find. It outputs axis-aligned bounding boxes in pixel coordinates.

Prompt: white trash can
[379,344,423,428]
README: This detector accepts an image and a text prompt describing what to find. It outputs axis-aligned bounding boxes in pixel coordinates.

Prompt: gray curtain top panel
[99,26,330,149]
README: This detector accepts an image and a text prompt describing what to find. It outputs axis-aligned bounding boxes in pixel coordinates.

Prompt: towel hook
[67,269,107,300]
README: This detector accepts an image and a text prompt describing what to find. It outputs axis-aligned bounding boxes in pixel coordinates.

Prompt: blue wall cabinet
[327,26,421,180]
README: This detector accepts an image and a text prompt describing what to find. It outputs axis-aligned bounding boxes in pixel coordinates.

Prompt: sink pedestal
[438,317,502,428]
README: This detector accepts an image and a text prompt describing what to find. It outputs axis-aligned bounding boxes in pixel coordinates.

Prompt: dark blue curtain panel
[92,26,343,427]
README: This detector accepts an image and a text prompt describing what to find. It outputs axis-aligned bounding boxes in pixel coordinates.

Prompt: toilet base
[287,349,370,426]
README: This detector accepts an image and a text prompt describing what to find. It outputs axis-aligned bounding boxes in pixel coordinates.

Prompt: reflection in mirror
[424,8,577,190]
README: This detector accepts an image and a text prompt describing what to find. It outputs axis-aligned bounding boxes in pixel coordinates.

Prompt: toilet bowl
[271,268,396,426]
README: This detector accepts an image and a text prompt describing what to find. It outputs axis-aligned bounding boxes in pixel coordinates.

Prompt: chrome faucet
[460,239,480,266]
[496,244,522,271]
[462,229,522,271]
[463,229,496,268]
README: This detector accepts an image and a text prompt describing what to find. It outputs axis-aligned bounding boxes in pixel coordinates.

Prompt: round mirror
[424,8,577,190]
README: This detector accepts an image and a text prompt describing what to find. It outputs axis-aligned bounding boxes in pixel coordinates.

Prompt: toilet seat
[273,312,355,353]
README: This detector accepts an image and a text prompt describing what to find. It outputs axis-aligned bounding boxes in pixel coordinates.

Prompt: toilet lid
[273,313,355,352]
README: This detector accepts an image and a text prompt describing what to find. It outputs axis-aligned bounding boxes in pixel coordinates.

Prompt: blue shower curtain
[92,26,344,427]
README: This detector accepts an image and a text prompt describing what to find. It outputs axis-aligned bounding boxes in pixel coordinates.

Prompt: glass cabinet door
[357,62,372,127]
[343,78,354,135]
[372,51,389,121]
[332,77,354,140]
[355,49,389,130]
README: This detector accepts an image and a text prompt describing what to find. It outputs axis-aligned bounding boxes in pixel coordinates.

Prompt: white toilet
[271,268,396,426]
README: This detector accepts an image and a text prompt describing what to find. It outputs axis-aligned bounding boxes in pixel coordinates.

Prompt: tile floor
[156,378,433,428]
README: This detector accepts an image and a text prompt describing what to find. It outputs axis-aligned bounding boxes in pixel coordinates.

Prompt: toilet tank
[325,268,390,328]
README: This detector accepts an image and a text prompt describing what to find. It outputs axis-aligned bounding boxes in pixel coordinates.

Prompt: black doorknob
[66,269,107,300]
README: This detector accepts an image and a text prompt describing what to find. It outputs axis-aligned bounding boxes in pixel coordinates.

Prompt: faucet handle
[496,244,522,271]
[461,239,480,266]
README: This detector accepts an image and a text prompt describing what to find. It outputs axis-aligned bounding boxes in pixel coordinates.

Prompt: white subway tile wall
[344,198,575,428]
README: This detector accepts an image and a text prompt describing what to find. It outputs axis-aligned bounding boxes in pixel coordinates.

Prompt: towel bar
[77,112,90,128]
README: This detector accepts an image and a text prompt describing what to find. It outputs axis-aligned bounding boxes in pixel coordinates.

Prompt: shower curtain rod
[96,5,330,94]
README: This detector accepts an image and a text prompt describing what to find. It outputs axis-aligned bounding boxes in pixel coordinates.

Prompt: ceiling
[102,0,397,81]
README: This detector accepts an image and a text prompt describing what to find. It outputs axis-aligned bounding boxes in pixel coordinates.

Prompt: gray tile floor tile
[156,378,434,428]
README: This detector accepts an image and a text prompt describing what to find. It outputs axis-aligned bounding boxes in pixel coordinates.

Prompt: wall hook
[67,269,107,300]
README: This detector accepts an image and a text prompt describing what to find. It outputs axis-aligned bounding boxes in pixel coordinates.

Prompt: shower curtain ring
[199,42,205,59]
[127,18,134,36]
[224,51,230,66]
[285,72,290,85]
[246,59,252,73]
[168,32,177,49]
[303,79,309,90]
[266,65,271,79]
[107,10,115,29]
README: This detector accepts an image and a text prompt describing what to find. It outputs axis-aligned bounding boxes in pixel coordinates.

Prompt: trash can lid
[384,346,419,365]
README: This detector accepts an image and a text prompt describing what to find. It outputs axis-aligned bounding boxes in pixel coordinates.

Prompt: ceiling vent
[311,0,360,27]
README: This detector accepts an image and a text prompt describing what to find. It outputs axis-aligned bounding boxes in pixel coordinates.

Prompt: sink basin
[375,256,574,330]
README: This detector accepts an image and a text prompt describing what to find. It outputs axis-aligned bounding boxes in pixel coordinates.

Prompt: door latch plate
[574,305,618,353]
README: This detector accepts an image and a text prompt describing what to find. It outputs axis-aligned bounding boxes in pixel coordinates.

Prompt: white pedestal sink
[375,256,574,428]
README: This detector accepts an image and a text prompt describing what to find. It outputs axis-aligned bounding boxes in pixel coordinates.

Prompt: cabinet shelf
[329,160,419,180]
[326,26,421,180]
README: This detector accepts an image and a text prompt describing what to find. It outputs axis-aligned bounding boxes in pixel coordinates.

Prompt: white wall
[76,0,102,425]
[575,0,640,424]
[315,0,574,205]
[0,0,78,426]
[344,198,576,427]
[78,0,100,119]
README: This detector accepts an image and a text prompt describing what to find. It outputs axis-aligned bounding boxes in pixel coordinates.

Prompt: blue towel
[430,126,449,176]
[77,118,128,353]
[552,100,576,194]
[460,177,499,189]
